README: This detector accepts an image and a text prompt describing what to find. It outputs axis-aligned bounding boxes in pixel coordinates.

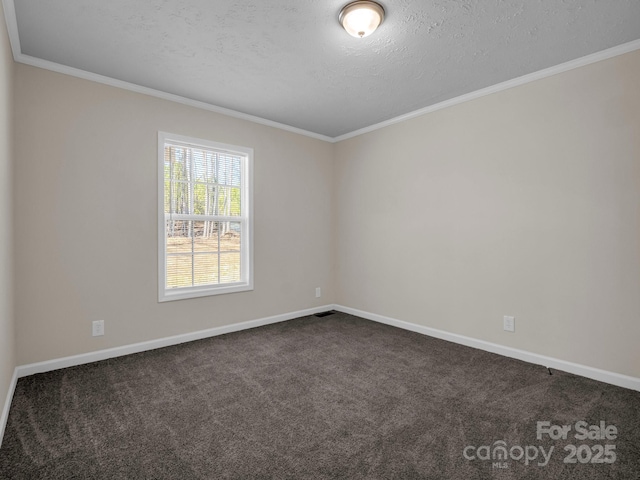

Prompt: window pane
[164,150,171,213]
[192,148,206,183]
[220,252,241,283]
[217,186,228,216]
[194,254,219,286]
[217,186,241,216]
[164,179,171,213]
[217,154,241,187]
[193,221,219,252]
[193,182,206,214]
[166,220,193,254]
[171,181,190,214]
[166,254,192,288]
[219,222,241,252]
[203,184,217,215]
[169,146,189,181]
[230,187,241,216]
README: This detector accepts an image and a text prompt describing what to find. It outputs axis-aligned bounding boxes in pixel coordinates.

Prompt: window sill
[159,282,253,302]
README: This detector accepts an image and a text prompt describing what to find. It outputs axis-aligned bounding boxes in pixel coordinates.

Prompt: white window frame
[158,132,253,302]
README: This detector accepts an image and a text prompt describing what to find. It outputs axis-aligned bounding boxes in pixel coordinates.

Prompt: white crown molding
[1,0,331,143]
[0,0,17,436]
[333,38,640,142]
[333,305,640,393]
[1,0,20,60]
[18,54,335,143]
[4,0,640,144]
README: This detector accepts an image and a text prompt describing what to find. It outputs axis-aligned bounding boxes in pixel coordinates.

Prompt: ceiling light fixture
[339,1,385,38]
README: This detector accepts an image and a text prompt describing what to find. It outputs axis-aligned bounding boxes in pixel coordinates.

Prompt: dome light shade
[339,1,385,38]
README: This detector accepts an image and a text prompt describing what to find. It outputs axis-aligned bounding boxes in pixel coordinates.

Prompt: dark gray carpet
[1,312,639,479]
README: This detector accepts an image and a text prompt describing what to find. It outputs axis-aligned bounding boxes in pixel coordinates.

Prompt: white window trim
[158,131,254,302]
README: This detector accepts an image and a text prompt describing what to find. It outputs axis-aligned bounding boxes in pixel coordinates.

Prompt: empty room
[1,1,640,478]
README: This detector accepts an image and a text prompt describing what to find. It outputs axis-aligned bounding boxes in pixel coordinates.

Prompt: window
[158,132,253,302]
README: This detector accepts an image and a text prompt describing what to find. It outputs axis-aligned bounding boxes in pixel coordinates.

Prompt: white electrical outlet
[92,320,104,337]
[503,316,515,332]
[315,287,321,298]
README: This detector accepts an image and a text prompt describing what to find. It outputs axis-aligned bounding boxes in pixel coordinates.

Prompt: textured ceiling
[9,0,640,138]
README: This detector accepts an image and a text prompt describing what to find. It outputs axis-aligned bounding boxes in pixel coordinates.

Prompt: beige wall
[9,39,640,381]
[0,4,15,412]
[13,64,335,364]
[334,50,640,378]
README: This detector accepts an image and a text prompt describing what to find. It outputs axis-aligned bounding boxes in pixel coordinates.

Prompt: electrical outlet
[503,316,515,332]
[92,320,104,337]
[315,287,321,298]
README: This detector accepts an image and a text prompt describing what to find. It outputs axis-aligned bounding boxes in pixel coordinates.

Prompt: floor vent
[314,310,336,318]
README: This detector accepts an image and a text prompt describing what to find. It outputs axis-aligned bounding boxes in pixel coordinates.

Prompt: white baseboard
[1,304,329,443]
[4,303,638,445]
[0,367,18,448]
[332,305,640,392]
[16,305,334,379]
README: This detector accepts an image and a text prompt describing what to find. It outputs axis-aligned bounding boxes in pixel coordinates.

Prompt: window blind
[159,133,252,301]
